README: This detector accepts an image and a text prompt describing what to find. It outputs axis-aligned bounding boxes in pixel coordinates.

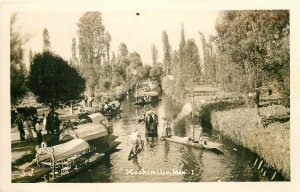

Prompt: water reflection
[179,146,202,182]
[64,93,280,182]
[163,141,170,162]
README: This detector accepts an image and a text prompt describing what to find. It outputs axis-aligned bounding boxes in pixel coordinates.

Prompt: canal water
[64,94,283,182]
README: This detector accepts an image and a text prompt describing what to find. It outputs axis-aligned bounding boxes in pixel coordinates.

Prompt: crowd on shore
[15,109,61,145]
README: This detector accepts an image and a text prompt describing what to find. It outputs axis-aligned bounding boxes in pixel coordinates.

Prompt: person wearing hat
[129,128,142,155]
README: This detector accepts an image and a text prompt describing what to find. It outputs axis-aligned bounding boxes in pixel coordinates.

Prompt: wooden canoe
[164,136,222,150]
[128,141,144,160]
[134,98,161,105]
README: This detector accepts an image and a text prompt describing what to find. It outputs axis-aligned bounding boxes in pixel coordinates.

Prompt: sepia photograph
[1,0,299,191]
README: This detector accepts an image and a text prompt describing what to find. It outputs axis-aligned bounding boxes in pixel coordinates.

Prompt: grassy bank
[211,107,290,179]
[162,77,290,179]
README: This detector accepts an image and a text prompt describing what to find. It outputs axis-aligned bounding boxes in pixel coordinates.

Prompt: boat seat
[49,170,60,178]
[49,164,61,178]
[61,160,72,175]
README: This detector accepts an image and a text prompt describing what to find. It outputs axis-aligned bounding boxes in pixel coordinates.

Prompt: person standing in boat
[139,106,159,139]
[162,117,172,138]
[130,128,142,155]
[198,126,203,141]
[103,101,109,114]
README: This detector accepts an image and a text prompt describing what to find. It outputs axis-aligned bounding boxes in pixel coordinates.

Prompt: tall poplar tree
[43,28,51,52]
[151,44,158,65]
[162,31,171,75]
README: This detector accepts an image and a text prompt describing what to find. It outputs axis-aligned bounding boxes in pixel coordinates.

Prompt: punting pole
[271,172,277,180]
[258,160,263,170]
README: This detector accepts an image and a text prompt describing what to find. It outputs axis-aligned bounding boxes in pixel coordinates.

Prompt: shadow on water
[179,145,203,182]
[62,94,287,182]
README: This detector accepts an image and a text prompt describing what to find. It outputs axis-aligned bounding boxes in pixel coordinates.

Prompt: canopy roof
[74,123,108,141]
[136,91,159,97]
[88,113,106,123]
[108,100,121,108]
[38,139,90,162]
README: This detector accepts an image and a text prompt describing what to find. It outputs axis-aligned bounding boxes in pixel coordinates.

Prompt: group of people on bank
[15,108,61,144]
[83,94,94,108]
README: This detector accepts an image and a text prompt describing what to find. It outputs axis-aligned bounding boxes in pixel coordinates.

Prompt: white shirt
[130,131,140,144]
[35,123,42,132]
[43,118,46,128]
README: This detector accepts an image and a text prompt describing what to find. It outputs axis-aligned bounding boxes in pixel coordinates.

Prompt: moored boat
[12,137,120,183]
[12,113,121,183]
[100,100,122,119]
[134,91,161,105]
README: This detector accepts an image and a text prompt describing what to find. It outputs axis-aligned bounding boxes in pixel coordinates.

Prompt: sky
[15,11,220,69]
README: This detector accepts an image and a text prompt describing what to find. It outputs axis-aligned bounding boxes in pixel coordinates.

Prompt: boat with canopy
[134,91,161,105]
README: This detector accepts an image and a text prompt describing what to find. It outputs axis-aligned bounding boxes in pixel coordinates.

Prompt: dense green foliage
[28,52,85,108]
[199,32,216,84]
[10,13,28,105]
[161,26,202,92]
[181,39,202,84]
[215,10,289,104]
[77,11,110,92]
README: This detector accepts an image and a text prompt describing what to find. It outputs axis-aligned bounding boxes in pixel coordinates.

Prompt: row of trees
[214,10,290,126]
[160,24,202,95]
[10,13,28,105]
[214,10,289,99]
[74,11,162,94]
[159,10,289,128]
[10,11,164,109]
[160,11,289,105]
[11,14,85,110]
[11,11,289,114]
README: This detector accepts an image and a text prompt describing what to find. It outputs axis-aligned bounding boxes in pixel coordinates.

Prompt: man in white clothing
[130,128,142,155]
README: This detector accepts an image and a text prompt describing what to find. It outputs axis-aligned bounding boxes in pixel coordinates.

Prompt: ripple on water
[64,94,277,182]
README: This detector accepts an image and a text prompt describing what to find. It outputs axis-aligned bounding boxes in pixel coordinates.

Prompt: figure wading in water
[138,106,158,142]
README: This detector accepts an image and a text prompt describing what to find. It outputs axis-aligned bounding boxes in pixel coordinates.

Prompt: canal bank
[162,78,290,180]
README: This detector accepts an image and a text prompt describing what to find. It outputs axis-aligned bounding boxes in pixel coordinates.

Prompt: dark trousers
[18,129,25,141]
[36,131,42,144]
